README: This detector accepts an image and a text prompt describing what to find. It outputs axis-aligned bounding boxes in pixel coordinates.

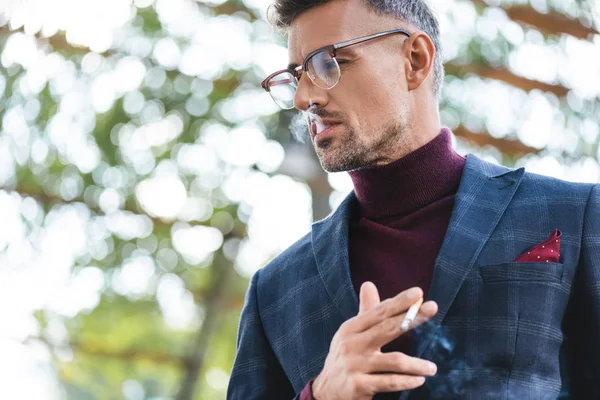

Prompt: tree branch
[445,62,569,98]
[453,125,540,157]
[2,182,246,239]
[175,251,232,400]
[471,0,599,40]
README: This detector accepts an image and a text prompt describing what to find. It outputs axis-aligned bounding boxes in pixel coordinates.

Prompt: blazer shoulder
[520,169,596,198]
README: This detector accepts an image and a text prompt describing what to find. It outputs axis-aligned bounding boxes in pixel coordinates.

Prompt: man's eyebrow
[336,47,357,57]
[287,62,300,70]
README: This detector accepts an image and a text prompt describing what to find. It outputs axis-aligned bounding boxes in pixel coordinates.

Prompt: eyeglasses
[261,29,411,110]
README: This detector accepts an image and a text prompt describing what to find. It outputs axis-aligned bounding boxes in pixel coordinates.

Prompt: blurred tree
[0,0,598,399]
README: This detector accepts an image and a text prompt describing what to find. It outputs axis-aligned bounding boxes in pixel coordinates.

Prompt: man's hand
[312,283,438,400]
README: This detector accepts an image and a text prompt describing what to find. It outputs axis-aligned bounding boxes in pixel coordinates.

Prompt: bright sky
[0,0,599,398]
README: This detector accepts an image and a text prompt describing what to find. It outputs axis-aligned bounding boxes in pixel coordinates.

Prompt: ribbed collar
[348,128,466,220]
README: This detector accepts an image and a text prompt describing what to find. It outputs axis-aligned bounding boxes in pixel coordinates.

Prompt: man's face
[288,0,414,172]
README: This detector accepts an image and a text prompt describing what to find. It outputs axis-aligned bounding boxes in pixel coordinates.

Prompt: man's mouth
[310,119,341,138]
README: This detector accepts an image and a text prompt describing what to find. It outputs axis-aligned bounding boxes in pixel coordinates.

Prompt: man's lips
[310,119,342,139]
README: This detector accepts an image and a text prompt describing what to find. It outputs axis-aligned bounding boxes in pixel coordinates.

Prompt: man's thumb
[359,281,380,314]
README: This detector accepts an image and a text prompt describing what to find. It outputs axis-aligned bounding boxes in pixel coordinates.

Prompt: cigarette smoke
[289,111,310,143]
[410,322,570,399]
[289,105,329,144]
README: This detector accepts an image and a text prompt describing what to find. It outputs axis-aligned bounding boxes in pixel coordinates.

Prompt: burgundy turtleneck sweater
[301,128,466,400]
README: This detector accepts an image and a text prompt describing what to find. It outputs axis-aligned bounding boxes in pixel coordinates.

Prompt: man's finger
[367,352,437,376]
[348,287,424,333]
[363,300,438,349]
[416,301,438,320]
[359,281,380,314]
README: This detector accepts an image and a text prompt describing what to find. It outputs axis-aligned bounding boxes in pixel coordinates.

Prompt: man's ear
[405,32,435,92]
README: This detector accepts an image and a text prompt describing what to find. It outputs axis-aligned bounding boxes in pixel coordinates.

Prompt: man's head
[266,0,443,172]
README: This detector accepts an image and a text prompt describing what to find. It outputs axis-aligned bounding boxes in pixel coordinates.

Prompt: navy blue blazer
[228,154,600,399]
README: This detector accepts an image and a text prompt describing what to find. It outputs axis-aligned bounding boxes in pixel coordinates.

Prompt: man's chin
[316,151,339,173]
[316,151,363,173]
[320,163,347,173]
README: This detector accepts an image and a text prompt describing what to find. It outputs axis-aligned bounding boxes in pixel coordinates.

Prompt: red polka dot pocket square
[513,229,561,263]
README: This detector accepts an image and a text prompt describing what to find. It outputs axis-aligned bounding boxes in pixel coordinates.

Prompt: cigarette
[399,298,423,331]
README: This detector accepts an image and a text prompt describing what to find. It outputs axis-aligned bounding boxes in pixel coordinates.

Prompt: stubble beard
[314,122,404,173]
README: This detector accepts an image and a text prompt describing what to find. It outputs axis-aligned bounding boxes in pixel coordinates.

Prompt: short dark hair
[267,0,445,101]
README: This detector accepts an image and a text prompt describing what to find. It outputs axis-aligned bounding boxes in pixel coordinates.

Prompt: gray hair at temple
[267,0,445,101]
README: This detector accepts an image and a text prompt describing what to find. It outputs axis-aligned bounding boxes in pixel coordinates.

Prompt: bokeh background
[0,0,598,398]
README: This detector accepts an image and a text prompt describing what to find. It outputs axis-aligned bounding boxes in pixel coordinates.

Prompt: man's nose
[293,73,329,111]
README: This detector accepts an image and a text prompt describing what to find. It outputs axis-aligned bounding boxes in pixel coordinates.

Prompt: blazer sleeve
[227,269,299,400]
[565,184,600,397]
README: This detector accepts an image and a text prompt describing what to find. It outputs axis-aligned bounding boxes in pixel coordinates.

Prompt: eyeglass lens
[308,51,340,89]
[268,50,341,109]
[268,72,297,109]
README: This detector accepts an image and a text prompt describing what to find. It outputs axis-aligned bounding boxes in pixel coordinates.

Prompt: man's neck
[348,128,466,219]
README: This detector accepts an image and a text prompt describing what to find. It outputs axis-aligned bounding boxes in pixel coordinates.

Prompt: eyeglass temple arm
[333,29,411,50]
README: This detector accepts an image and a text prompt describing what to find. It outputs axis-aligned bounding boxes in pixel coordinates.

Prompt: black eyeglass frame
[260,28,412,92]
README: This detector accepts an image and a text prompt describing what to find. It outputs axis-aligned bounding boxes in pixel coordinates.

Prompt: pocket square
[513,229,562,263]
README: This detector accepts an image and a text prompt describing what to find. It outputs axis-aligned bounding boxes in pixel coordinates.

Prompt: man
[227,0,600,398]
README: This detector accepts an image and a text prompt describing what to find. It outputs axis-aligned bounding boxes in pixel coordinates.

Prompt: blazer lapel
[311,192,360,321]
[416,154,525,358]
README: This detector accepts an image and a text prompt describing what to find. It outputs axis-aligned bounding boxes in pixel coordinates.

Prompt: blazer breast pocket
[479,261,564,284]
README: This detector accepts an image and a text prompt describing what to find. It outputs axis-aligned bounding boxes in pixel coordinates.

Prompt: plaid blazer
[227,154,600,399]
